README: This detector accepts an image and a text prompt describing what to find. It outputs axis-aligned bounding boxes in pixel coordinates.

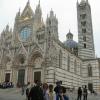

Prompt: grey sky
[0,0,100,57]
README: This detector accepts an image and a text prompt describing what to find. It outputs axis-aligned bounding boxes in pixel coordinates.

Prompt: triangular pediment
[17,43,28,56]
[21,1,34,20]
[31,43,44,55]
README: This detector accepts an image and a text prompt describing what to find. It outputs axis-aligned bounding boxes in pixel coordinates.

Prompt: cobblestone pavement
[0,88,100,100]
[0,88,26,100]
[68,92,100,100]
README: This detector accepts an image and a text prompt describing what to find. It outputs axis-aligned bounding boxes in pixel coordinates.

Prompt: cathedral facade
[0,0,100,92]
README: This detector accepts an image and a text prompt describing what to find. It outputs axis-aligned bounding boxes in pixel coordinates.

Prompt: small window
[88,64,92,77]
[49,20,51,25]
[74,60,77,74]
[82,28,86,33]
[84,44,86,48]
[81,21,86,26]
[83,36,86,41]
[80,14,86,19]
[49,31,51,33]
[37,34,44,40]
[67,55,70,71]
[59,50,62,68]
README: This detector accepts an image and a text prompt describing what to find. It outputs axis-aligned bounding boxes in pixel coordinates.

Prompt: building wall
[82,59,100,92]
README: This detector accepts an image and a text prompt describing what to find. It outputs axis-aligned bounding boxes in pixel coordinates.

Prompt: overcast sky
[0,0,100,57]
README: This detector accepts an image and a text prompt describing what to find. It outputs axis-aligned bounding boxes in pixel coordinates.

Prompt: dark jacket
[54,85,62,94]
[78,88,82,95]
[29,85,44,100]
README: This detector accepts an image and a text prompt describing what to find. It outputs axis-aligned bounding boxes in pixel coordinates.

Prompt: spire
[4,24,10,33]
[21,0,34,18]
[69,29,71,33]
[18,8,20,15]
[77,0,79,5]
[35,0,42,15]
[37,0,40,8]
[27,0,30,5]
[50,8,54,17]
[39,0,40,6]
[86,0,88,3]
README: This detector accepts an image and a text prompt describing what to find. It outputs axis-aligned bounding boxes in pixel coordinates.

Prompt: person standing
[54,81,63,100]
[83,85,88,100]
[77,87,82,100]
[62,86,69,100]
[48,84,55,100]
[26,82,31,100]
[43,83,49,100]
[29,80,44,100]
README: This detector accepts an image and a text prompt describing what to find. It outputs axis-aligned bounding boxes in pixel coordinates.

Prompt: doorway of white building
[88,83,93,92]
[17,69,25,86]
[34,71,41,82]
[5,73,10,82]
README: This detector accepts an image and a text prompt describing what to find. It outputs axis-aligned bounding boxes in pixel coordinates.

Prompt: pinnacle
[27,0,30,5]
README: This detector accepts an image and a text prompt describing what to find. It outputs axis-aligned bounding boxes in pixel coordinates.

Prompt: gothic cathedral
[0,0,100,93]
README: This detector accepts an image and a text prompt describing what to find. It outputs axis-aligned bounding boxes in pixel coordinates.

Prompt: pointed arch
[59,50,62,68]
[3,56,11,65]
[21,1,34,19]
[28,45,43,65]
[80,63,82,76]
[13,54,26,65]
[74,60,77,73]
[88,64,92,77]
[29,51,43,64]
[67,54,70,71]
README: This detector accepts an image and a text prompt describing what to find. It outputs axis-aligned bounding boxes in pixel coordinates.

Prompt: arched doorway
[88,83,93,92]
[4,56,12,82]
[16,54,26,86]
[18,69,25,86]
[30,52,44,83]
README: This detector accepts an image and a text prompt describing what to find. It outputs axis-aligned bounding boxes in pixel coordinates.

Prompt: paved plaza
[0,88,100,100]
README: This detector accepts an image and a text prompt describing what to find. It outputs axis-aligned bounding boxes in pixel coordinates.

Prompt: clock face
[20,27,31,41]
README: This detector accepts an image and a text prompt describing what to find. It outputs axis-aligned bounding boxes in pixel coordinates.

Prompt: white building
[0,0,100,93]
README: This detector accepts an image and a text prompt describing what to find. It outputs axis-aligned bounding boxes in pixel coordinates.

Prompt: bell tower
[77,0,95,59]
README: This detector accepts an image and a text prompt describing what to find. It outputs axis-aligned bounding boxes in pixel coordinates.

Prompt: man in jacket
[29,80,44,100]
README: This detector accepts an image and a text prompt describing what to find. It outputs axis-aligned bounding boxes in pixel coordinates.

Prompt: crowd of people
[23,80,69,100]
[20,80,96,100]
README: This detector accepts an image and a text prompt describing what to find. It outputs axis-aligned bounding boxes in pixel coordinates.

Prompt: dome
[64,30,78,49]
[64,40,78,49]
[66,30,73,40]
[80,0,86,5]
[80,0,86,4]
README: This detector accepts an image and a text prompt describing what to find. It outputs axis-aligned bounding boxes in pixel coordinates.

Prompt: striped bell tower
[77,0,95,59]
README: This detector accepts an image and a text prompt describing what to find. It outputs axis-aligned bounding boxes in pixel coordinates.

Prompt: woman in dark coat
[77,87,82,100]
